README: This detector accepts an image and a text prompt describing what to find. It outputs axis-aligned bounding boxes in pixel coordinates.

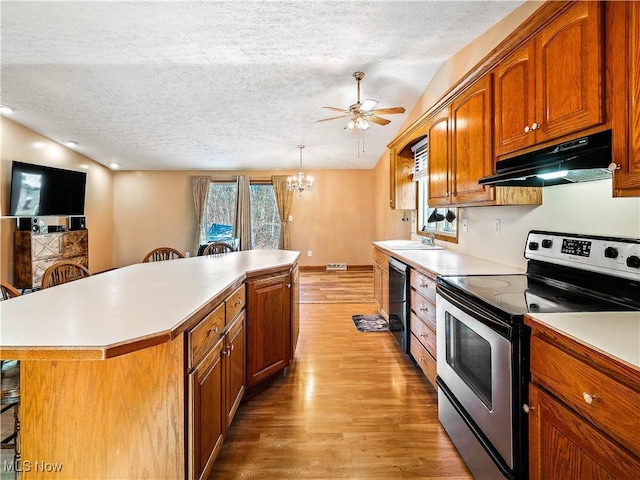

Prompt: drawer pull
[523,403,534,414]
[420,281,430,288]
[234,300,242,307]
[419,305,430,312]
[582,392,599,405]
[208,326,219,336]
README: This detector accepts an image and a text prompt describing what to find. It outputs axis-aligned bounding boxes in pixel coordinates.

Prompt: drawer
[531,335,640,456]
[410,288,436,331]
[373,248,389,270]
[189,303,225,368]
[410,312,436,358]
[225,285,245,324]
[410,269,436,302]
[410,333,437,388]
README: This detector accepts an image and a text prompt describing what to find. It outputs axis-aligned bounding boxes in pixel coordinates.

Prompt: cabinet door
[373,263,382,310]
[535,1,603,143]
[528,384,640,480]
[381,268,389,320]
[451,75,495,204]
[188,339,224,480]
[291,265,300,357]
[224,312,246,430]
[494,42,536,156]
[246,272,292,388]
[389,149,416,210]
[426,106,451,206]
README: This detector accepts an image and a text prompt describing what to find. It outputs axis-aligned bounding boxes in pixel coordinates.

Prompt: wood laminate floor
[208,270,472,480]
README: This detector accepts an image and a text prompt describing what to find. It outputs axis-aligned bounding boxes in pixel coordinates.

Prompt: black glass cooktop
[439,274,636,317]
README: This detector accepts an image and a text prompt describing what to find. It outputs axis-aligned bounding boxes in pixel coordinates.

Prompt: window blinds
[411,137,428,181]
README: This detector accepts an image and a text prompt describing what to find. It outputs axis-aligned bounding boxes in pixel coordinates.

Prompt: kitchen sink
[377,240,444,251]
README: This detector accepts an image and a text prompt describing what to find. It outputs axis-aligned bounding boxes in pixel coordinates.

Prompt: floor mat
[351,314,390,332]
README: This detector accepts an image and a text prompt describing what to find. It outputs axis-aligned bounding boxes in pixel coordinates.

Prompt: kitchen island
[0,250,300,479]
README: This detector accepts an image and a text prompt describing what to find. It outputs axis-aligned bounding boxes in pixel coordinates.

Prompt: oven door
[436,292,514,468]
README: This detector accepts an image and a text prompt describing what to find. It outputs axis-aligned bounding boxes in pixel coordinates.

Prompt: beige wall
[0,117,114,282]
[113,169,376,268]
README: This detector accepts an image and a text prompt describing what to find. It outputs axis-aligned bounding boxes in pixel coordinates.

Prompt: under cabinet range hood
[479,130,613,187]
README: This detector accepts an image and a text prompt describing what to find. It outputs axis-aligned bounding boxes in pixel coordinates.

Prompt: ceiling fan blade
[368,115,391,126]
[360,99,378,111]
[316,115,350,123]
[371,107,406,115]
[322,106,349,113]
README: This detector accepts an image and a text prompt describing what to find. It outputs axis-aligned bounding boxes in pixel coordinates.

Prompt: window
[206,181,281,250]
[411,136,458,241]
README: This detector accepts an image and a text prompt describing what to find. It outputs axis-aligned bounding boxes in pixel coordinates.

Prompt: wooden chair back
[0,280,21,300]
[142,247,185,263]
[41,261,92,289]
[201,242,236,256]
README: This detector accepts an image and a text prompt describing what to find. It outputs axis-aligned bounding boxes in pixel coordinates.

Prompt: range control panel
[525,231,640,281]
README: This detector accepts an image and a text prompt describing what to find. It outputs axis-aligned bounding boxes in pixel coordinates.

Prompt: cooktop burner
[441,274,634,316]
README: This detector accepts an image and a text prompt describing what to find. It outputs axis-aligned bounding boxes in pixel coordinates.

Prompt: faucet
[422,234,436,246]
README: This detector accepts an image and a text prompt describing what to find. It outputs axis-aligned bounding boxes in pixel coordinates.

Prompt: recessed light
[64,140,79,148]
[0,105,16,115]
[109,162,121,169]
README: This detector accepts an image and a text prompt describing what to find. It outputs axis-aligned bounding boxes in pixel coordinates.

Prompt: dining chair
[142,247,185,263]
[41,260,92,289]
[0,280,21,467]
[201,242,236,256]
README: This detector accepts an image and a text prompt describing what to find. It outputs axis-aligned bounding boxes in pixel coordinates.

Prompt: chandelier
[287,145,313,194]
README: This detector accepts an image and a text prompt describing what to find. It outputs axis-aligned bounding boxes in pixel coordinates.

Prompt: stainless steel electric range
[435,231,640,479]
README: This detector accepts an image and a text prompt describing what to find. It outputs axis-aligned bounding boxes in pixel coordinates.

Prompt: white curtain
[271,175,293,249]
[192,176,211,255]
[234,175,252,251]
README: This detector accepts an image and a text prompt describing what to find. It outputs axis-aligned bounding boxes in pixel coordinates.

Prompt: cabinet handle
[286,283,292,288]
[419,305,429,313]
[420,281,430,289]
[223,348,230,356]
[524,125,530,133]
[208,326,219,336]
[531,122,539,131]
[523,404,534,414]
[582,392,599,405]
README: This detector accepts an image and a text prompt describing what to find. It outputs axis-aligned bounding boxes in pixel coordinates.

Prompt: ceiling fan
[317,71,406,130]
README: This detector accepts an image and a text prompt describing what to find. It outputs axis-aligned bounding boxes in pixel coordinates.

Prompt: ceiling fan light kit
[317,71,405,131]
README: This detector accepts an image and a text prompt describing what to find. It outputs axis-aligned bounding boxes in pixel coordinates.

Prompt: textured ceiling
[0,1,525,171]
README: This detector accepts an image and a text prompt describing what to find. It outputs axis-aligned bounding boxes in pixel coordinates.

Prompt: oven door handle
[436,285,513,339]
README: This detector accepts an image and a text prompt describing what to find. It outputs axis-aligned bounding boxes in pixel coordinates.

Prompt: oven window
[445,312,492,409]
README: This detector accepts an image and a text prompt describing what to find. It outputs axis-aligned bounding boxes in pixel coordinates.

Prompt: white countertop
[373,241,525,276]
[526,311,640,369]
[0,250,299,359]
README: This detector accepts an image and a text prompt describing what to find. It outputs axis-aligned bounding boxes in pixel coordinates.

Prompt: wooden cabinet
[246,272,292,388]
[372,247,389,320]
[426,105,451,206]
[188,285,246,480]
[224,311,245,430]
[14,229,88,289]
[389,148,416,210]
[450,75,495,205]
[526,318,640,479]
[408,268,437,387]
[611,0,640,196]
[494,1,604,157]
[290,264,300,357]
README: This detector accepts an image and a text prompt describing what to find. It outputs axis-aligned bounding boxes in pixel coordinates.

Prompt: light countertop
[373,241,525,276]
[525,311,640,370]
[0,250,299,360]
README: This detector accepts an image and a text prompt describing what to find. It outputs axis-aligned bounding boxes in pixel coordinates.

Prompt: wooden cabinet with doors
[389,147,416,210]
[525,316,640,479]
[187,284,246,480]
[494,1,604,157]
[611,0,640,197]
[426,75,540,208]
[245,270,292,388]
[372,246,389,320]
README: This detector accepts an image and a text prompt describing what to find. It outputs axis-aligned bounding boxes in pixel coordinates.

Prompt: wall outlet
[461,218,468,232]
[185,251,190,258]
[307,250,312,257]
[288,215,293,222]
[494,218,501,236]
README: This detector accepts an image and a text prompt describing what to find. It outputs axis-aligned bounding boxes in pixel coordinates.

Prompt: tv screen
[9,161,87,216]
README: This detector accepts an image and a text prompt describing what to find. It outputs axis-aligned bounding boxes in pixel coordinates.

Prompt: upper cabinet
[426,106,451,206]
[494,1,604,157]
[389,146,416,210]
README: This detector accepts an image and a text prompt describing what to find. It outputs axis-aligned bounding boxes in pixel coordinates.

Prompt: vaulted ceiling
[1,1,525,171]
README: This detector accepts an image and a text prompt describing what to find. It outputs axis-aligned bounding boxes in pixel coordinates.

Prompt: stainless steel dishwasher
[388,257,409,353]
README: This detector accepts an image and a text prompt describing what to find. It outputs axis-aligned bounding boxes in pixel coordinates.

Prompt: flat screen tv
[9,161,87,216]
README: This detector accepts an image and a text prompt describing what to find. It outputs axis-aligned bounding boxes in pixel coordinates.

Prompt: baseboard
[300,265,373,272]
